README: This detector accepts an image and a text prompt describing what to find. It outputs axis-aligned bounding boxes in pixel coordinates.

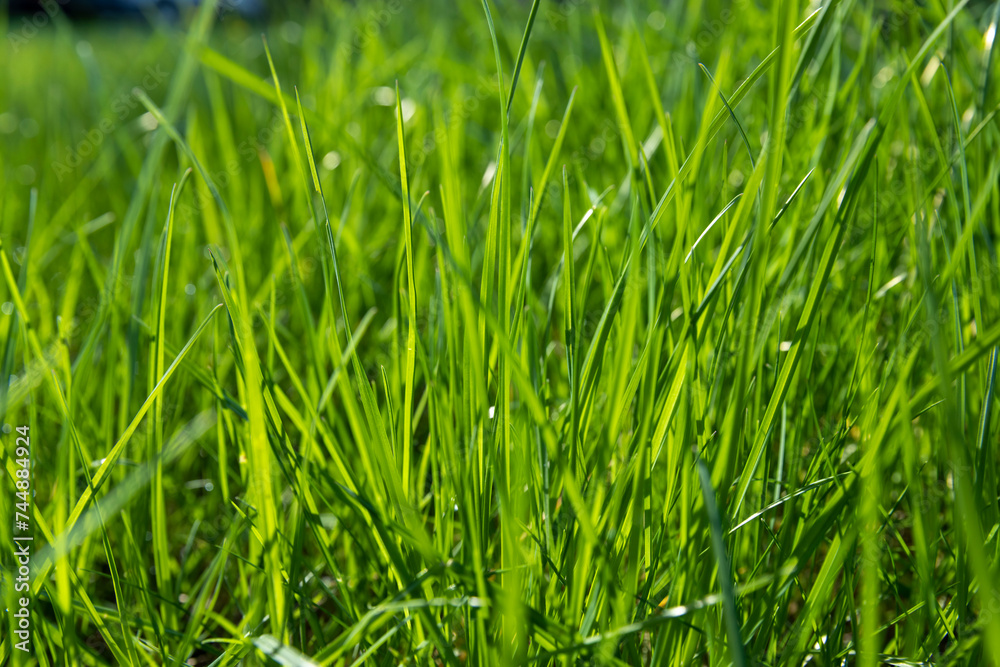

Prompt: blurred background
[6,0,267,21]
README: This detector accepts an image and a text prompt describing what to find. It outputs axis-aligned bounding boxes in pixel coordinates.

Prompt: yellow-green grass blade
[732,118,876,518]
[395,81,417,499]
[150,171,192,632]
[136,84,287,637]
[594,9,638,168]
[209,252,286,636]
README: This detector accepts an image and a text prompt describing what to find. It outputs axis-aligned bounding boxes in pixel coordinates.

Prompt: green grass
[3,0,1000,664]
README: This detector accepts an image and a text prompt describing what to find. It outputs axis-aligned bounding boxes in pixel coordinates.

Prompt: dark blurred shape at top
[7,0,266,21]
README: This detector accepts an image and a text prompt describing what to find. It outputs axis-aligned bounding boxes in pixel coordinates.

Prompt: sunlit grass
[3,0,1000,664]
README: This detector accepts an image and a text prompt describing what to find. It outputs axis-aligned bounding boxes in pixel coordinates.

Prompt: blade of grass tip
[769,166,815,230]
[532,88,576,225]
[595,8,638,169]
[505,0,541,120]
[692,154,770,325]
[379,365,397,455]
[698,63,756,170]
[151,169,193,632]
[209,251,287,636]
[289,85,349,338]
[638,54,738,256]
[54,304,225,543]
[562,166,580,475]
[290,88,391,498]
[299,95,445,628]
[292,90,408,533]
[396,81,417,501]
[843,161,878,416]
[480,0,510,173]
[732,118,876,519]
[69,0,221,377]
[577,247,633,425]
[479,2,520,657]
[786,0,839,107]
[942,64,983,333]
[200,45,291,108]
[975,347,997,508]
[695,450,748,667]
[876,1,970,132]
[685,194,742,263]
[286,79,380,470]
[263,39,313,212]
[698,62,766,346]
[137,85,286,637]
[204,48,388,206]
[511,87,577,293]
[132,90,248,300]
[728,473,851,534]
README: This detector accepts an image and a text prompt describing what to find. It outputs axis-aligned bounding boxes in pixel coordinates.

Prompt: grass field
[3,0,1000,664]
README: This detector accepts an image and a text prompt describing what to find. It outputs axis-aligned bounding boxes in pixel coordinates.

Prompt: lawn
[3,0,1000,664]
